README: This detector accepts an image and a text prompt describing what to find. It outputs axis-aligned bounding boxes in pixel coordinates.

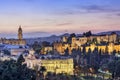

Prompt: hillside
[97,31,120,35]
[25,31,120,45]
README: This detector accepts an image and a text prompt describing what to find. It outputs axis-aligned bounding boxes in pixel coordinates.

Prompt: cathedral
[0,26,26,45]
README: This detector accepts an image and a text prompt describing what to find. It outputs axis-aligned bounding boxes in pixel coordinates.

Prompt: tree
[40,66,46,73]
[114,60,120,78]
[98,49,102,64]
[108,61,116,74]
[49,50,54,55]
[92,47,100,66]
[42,41,50,47]
[77,47,82,56]
[99,49,102,56]
[0,60,36,80]
[17,54,25,65]
[70,33,76,37]
[107,60,120,79]
[92,38,98,44]
[32,41,41,54]
[83,31,92,37]
[105,46,109,54]
[3,49,10,55]
[67,33,76,43]
[64,48,69,56]
[82,46,86,55]
[71,49,77,57]
[93,47,98,54]
[112,50,116,56]
[87,48,92,65]
[35,65,46,80]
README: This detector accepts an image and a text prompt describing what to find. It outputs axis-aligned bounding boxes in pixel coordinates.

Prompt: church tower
[18,25,23,40]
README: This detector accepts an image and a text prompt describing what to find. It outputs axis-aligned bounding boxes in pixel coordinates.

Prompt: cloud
[82,5,120,13]
[56,22,72,26]
[53,5,120,15]
[116,13,120,16]
[53,8,84,15]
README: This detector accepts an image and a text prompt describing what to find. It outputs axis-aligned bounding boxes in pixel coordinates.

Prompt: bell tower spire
[18,25,23,40]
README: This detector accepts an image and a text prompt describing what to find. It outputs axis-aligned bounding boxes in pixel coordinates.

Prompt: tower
[18,25,23,40]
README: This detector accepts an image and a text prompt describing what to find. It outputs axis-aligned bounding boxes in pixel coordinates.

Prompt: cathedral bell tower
[18,25,23,40]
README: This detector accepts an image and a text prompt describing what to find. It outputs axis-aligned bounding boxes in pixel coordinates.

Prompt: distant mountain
[97,30,120,35]
[25,33,70,45]
[25,30,120,45]
[0,33,16,39]
[0,32,53,39]
[60,33,70,37]
[24,32,53,38]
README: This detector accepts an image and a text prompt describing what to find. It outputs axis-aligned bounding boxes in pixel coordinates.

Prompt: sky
[0,0,120,38]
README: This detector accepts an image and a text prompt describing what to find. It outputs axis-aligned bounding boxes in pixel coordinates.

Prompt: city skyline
[0,0,120,38]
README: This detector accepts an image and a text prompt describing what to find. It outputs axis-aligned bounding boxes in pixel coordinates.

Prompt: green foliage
[112,50,116,56]
[32,41,41,54]
[92,38,99,44]
[70,33,76,37]
[49,50,54,55]
[115,60,120,77]
[42,41,50,47]
[83,31,92,37]
[17,54,25,65]
[0,60,36,80]
[64,48,69,56]
[46,72,84,80]
[83,76,96,80]
[107,59,120,78]
[82,46,86,55]
[40,66,46,73]
[3,49,10,55]
[67,33,76,43]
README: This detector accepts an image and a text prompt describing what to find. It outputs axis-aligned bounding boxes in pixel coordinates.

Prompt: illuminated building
[53,32,119,55]
[0,26,26,45]
[24,53,74,75]
[41,46,53,54]
[41,56,74,75]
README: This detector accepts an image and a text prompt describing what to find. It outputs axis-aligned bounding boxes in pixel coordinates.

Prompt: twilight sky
[0,0,120,38]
